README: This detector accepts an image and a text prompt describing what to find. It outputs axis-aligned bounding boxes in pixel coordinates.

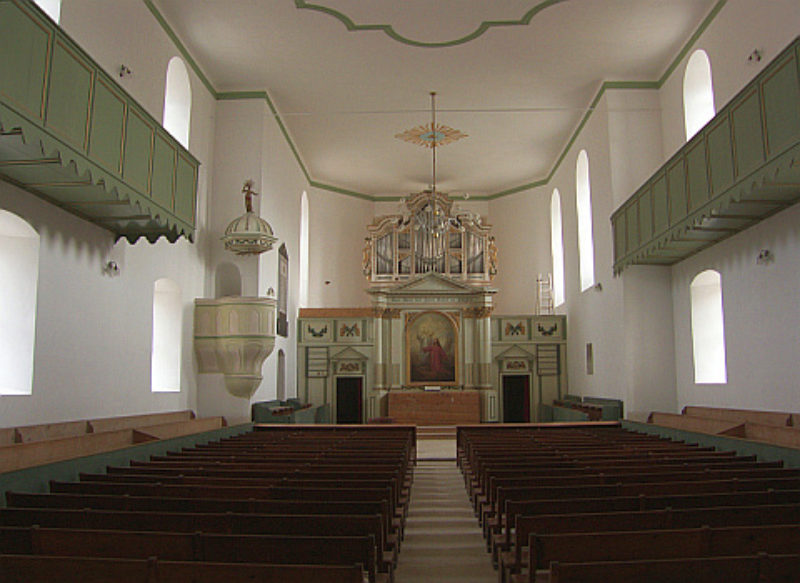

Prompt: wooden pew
[6,491,401,543]
[519,524,800,581]
[0,555,366,583]
[500,503,800,581]
[77,473,408,513]
[0,507,396,569]
[485,476,800,540]
[492,488,800,563]
[0,527,387,583]
[548,554,800,583]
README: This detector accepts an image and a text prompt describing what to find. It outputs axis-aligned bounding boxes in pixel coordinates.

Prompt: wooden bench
[500,503,800,581]
[492,488,800,562]
[0,527,387,583]
[485,476,800,539]
[78,473,409,513]
[0,507,396,569]
[548,554,800,583]
[516,524,800,582]
[6,490,401,542]
[0,555,366,583]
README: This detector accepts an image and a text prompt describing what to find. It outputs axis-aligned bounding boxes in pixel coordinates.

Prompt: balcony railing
[0,0,198,242]
[612,36,799,274]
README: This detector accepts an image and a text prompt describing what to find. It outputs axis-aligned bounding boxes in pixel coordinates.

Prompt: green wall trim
[622,420,800,469]
[142,0,216,96]
[0,423,253,507]
[141,0,729,202]
[656,0,728,87]
[294,0,567,49]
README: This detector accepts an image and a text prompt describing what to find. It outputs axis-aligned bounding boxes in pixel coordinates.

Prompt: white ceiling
[154,0,718,198]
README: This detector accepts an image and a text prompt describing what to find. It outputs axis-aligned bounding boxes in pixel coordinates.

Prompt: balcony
[612,37,799,274]
[0,0,197,243]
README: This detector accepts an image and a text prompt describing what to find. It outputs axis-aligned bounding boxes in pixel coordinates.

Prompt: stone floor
[416,437,457,460]
[394,459,496,583]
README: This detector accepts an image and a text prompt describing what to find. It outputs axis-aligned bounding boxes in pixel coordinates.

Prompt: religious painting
[406,311,458,386]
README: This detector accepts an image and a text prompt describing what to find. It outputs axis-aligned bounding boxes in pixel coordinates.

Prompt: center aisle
[394,460,496,583]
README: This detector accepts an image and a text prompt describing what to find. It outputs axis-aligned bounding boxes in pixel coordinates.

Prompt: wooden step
[417,426,457,440]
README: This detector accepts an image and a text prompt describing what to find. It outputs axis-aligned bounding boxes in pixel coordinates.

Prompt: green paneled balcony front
[0,0,197,242]
[612,36,799,274]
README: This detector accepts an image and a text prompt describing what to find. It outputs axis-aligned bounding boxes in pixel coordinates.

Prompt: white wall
[672,204,800,412]
[660,0,800,160]
[307,191,373,308]
[198,95,312,418]
[657,0,800,414]
[486,0,800,418]
[0,183,204,426]
[489,189,550,315]
[0,0,215,427]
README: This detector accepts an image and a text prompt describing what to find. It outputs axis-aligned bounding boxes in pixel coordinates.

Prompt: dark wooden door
[502,375,530,423]
[336,377,363,424]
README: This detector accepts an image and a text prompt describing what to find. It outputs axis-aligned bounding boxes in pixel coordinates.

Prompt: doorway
[502,375,530,423]
[336,377,363,424]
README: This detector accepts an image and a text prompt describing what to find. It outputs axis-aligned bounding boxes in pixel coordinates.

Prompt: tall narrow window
[575,150,595,291]
[151,278,182,392]
[163,57,192,148]
[0,211,39,396]
[683,49,715,140]
[690,269,727,384]
[550,189,565,307]
[299,191,309,309]
[33,0,60,23]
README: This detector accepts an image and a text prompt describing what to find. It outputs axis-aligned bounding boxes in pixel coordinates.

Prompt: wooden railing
[0,0,198,243]
[612,36,799,274]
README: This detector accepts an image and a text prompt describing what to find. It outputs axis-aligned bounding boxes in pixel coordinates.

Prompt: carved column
[386,309,403,388]
[464,306,493,389]
[475,307,493,389]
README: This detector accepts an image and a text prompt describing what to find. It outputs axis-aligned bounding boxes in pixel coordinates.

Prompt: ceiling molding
[145,0,727,202]
[294,0,567,49]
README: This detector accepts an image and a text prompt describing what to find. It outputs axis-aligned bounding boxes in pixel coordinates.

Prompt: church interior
[1,0,799,581]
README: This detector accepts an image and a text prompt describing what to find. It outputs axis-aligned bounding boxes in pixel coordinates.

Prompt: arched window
[550,189,565,307]
[163,57,192,148]
[683,49,715,140]
[299,191,309,309]
[0,211,39,396]
[33,0,60,23]
[276,349,286,401]
[151,278,182,392]
[575,150,595,291]
[690,269,727,384]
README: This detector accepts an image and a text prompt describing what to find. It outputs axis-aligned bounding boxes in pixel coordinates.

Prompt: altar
[387,390,481,425]
[296,191,567,423]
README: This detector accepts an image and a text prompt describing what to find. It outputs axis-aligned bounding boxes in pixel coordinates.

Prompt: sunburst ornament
[395,122,468,148]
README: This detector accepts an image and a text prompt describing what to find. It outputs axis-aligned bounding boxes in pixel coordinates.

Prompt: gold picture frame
[405,311,459,386]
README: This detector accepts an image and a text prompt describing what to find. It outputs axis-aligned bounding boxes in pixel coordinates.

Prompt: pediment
[495,344,537,360]
[374,273,490,296]
[330,346,370,361]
